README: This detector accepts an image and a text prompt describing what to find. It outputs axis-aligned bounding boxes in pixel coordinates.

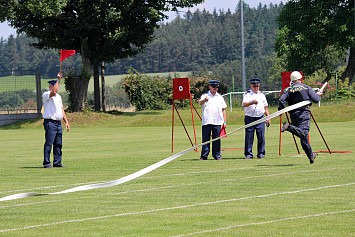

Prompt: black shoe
[281,122,289,132]
[245,156,253,159]
[215,157,222,160]
[199,158,207,161]
[53,165,67,167]
[309,153,317,164]
[44,166,53,168]
[257,156,265,159]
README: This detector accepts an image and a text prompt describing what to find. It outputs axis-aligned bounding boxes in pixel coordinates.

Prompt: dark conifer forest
[0,3,283,89]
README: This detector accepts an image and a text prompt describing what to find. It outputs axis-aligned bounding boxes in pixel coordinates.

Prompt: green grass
[0,103,354,235]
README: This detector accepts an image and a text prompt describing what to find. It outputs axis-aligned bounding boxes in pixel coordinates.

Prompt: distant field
[87,71,190,92]
[1,72,191,93]
[0,75,38,92]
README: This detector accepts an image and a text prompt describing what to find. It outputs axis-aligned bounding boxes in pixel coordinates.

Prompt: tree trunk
[93,64,101,111]
[68,76,90,112]
[101,62,106,112]
[67,40,91,112]
[341,47,355,84]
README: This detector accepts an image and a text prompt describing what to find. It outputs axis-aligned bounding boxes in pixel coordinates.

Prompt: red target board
[173,78,191,100]
[281,71,303,94]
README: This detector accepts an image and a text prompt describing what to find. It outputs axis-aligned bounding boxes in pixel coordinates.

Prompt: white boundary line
[0,183,353,233]
[173,209,355,237]
[1,167,353,209]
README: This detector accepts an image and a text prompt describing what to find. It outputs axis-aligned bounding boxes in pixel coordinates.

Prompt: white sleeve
[242,93,251,105]
[262,94,268,107]
[42,91,50,102]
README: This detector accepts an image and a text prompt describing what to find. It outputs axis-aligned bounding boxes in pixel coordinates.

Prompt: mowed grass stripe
[173,209,355,237]
[0,165,352,195]
[1,167,353,209]
[0,167,255,195]
[1,183,353,233]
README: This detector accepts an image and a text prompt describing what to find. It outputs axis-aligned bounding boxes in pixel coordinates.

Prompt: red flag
[60,50,76,62]
[220,126,227,138]
[173,78,191,100]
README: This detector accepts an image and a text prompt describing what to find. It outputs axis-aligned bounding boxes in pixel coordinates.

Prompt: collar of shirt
[208,91,219,97]
[249,90,261,96]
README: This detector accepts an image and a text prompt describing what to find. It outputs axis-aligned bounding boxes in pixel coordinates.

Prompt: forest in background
[0,3,283,91]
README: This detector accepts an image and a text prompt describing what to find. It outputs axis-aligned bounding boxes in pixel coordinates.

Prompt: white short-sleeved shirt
[42,91,64,121]
[200,91,227,126]
[242,90,268,117]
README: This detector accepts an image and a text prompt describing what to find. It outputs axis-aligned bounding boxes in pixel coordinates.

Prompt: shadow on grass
[0,117,42,130]
[105,110,162,116]
[180,157,245,161]
[21,166,44,169]
[256,164,296,167]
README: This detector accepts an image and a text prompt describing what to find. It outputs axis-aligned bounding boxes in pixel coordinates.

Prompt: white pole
[241,0,246,91]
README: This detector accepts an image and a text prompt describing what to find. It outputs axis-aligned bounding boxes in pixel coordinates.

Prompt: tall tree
[275,0,355,83]
[6,0,203,111]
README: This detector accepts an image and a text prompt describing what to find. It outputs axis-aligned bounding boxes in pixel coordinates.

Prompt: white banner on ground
[0,101,311,202]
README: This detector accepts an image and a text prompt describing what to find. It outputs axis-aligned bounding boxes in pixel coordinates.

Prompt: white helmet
[290,71,302,81]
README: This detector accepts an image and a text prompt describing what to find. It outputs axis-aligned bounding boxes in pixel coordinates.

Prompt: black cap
[209,80,220,87]
[47,80,59,86]
[250,78,260,85]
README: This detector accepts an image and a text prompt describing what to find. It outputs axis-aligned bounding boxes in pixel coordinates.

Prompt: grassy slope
[2,101,354,130]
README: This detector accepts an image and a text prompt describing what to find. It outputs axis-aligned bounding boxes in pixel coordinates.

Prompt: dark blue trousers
[201,124,221,159]
[244,116,265,158]
[287,110,313,159]
[43,119,63,167]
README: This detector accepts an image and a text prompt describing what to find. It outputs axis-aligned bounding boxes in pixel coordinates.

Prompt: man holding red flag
[42,72,70,168]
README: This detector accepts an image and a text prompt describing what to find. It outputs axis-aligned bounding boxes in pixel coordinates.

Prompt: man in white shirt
[42,72,70,168]
[198,80,227,160]
[242,78,270,159]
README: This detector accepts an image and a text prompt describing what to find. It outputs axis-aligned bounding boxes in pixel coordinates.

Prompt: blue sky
[0,0,285,39]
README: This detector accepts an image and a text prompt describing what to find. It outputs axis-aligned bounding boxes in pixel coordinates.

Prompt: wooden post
[35,74,42,114]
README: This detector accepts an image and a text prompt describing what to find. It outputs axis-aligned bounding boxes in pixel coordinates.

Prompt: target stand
[172,78,201,153]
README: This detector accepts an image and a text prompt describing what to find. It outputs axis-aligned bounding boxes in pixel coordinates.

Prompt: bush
[122,69,172,111]
[0,89,36,110]
[121,70,229,111]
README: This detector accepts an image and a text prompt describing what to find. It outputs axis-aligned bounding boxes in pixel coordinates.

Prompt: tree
[275,0,355,83]
[6,0,203,111]
[0,0,15,21]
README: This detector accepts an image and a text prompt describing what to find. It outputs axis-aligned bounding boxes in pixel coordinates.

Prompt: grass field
[0,102,354,236]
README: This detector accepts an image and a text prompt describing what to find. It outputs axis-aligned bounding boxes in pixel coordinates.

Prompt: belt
[44,119,61,122]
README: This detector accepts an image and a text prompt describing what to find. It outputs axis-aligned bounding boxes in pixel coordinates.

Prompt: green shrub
[122,69,172,111]
[122,70,228,111]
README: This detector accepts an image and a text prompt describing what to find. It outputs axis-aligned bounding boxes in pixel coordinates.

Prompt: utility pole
[241,0,246,91]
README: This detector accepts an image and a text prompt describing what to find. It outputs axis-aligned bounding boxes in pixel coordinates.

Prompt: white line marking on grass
[0,183,353,233]
[0,168,353,209]
[173,209,355,237]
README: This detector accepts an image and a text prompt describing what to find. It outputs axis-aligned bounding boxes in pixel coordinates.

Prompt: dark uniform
[278,82,321,161]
